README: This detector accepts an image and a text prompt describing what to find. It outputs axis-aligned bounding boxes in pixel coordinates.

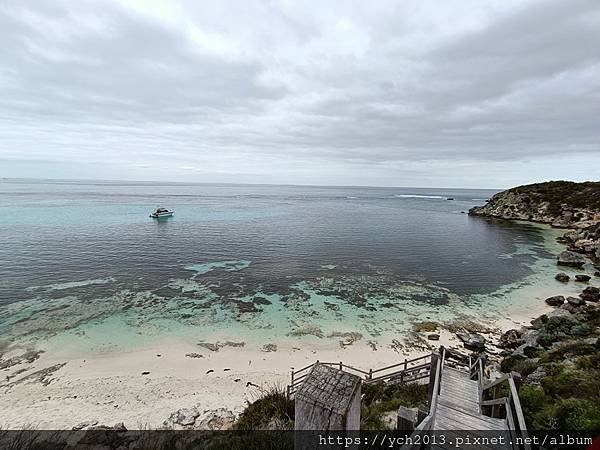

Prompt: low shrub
[234,386,294,430]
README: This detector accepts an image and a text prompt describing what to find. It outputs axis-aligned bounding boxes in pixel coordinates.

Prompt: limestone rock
[530,314,547,330]
[545,295,565,306]
[456,332,486,352]
[72,421,98,431]
[557,251,586,268]
[566,296,586,308]
[580,286,600,302]
[575,274,591,282]
[498,329,524,349]
[526,366,546,385]
[555,272,570,282]
[195,408,236,430]
[167,407,200,427]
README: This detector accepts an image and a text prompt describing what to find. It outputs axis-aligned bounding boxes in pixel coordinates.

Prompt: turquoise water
[0,179,568,353]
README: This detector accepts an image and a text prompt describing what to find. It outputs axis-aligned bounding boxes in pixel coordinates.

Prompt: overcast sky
[0,0,599,188]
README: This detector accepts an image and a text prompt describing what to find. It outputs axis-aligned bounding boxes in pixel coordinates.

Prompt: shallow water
[0,180,574,354]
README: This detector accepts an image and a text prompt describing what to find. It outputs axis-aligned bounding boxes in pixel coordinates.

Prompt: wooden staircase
[434,366,506,431]
[406,347,530,450]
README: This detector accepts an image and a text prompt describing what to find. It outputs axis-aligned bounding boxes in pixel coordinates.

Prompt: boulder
[427,333,440,341]
[530,314,547,330]
[498,329,524,349]
[557,250,586,268]
[167,407,200,427]
[554,272,570,282]
[87,422,128,431]
[560,303,579,314]
[595,271,600,277]
[575,274,591,282]
[72,421,98,431]
[526,366,546,385]
[580,286,600,302]
[195,408,236,430]
[547,308,575,319]
[566,296,586,308]
[544,295,565,306]
[456,332,486,352]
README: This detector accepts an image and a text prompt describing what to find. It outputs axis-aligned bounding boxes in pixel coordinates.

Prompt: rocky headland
[470,180,600,430]
[469,180,600,261]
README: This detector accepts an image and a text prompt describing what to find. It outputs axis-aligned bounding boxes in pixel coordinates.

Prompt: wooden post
[397,406,418,431]
[369,368,373,380]
[511,372,522,393]
[339,361,343,371]
[428,352,439,409]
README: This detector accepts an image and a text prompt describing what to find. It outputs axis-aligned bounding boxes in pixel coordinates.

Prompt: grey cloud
[0,0,598,187]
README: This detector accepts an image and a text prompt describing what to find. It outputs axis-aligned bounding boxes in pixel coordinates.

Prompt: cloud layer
[1,0,599,187]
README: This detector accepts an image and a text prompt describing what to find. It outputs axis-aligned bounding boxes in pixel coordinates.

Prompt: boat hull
[149,212,174,218]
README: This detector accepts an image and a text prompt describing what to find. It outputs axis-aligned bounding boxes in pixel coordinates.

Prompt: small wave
[26,277,116,291]
[346,196,358,199]
[394,194,445,199]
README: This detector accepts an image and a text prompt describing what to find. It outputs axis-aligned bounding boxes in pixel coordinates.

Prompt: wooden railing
[289,346,529,450]
[480,372,530,450]
[398,347,445,450]
[286,353,433,398]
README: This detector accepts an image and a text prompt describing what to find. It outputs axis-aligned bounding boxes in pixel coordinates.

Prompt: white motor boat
[149,207,174,218]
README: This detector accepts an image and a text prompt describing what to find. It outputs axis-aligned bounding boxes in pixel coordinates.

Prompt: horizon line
[0,176,507,191]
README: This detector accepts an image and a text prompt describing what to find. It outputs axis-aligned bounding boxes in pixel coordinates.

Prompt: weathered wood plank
[435,403,507,430]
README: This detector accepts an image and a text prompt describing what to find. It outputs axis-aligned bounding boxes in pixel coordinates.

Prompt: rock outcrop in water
[469,181,600,262]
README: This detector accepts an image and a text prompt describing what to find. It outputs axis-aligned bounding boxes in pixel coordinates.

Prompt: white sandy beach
[0,302,554,430]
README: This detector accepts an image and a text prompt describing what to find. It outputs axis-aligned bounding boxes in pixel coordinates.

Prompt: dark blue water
[0,179,551,306]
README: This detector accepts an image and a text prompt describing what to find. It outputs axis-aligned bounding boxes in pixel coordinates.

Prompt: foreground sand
[0,302,553,430]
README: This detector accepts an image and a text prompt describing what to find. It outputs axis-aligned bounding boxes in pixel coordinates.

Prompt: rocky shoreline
[469,181,600,262]
[469,181,600,429]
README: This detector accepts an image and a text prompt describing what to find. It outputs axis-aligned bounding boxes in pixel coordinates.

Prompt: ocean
[0,179,564,353]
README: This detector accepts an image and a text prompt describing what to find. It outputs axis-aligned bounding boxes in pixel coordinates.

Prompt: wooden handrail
[370,354,430,374]
[508,375,528,435]
[483,374,509,390]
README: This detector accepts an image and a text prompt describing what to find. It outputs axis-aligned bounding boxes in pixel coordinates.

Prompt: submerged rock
[575,274,591,282]
[261,343,277,352]
[545,295,565,306]
[328,331,363,347]
[413,321,438,332]
[555,272,570,282]
[557,251,586,268]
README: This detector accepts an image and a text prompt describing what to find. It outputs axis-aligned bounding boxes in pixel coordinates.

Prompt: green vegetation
[234,386,294,430]
[510,181,600,211]
[360,382,428,430]
[501,305,600,431]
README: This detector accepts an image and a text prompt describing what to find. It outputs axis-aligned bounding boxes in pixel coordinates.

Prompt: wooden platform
[433,367,506,431]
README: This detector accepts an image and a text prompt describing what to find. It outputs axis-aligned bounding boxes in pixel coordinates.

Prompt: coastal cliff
[469,181,600,260]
